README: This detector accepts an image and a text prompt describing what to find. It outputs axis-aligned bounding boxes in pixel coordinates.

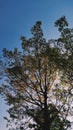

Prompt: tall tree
[0,17,73,130]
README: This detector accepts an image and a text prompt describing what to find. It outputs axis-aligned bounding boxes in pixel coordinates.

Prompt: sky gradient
[0,0,73,129]
[1,0,73,52]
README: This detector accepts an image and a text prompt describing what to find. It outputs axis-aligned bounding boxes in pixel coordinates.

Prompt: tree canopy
[0,16,73,130]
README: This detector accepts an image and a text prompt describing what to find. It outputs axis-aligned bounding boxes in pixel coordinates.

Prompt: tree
[0,17,73,130]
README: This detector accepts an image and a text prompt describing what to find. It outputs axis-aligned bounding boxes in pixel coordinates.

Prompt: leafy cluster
[0,16,73,130]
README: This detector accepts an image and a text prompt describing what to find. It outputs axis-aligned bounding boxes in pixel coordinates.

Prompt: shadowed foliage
[0,16,73,130]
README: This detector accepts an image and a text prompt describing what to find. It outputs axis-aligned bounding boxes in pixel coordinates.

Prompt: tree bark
[43,85,50,130]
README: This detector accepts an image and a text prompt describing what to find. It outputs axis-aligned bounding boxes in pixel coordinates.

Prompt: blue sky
[0,0,73,129]
[0,0,73,53]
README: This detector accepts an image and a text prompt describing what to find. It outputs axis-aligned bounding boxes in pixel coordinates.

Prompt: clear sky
[0,0,73,129]
[1,0,73,52]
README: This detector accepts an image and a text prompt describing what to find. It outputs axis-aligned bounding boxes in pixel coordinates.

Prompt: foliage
[0,16,73,130]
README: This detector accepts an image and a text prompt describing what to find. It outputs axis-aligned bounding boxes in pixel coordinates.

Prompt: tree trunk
[43,85,50,130]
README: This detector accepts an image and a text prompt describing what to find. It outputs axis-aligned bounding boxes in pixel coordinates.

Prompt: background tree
[0,17,73,130]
